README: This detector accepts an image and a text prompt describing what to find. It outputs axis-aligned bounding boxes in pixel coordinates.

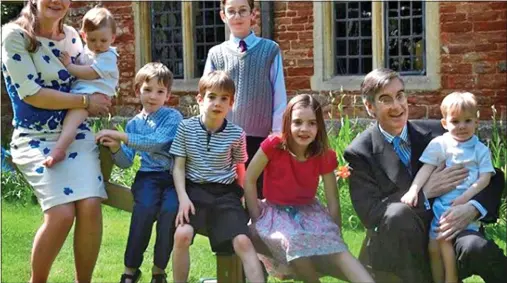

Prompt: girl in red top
[244,94,373,282]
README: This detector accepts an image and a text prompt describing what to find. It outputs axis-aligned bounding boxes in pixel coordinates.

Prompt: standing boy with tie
[203,0,287,198]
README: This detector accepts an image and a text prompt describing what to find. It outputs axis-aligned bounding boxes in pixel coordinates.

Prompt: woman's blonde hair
[11,0,67,53]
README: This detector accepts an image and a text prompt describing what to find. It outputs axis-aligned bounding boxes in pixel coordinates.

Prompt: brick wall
[437,1,506,120]
[2,1,506,124]
[272,1,506,120]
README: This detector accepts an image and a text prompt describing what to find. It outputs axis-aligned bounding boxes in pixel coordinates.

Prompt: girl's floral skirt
[254,199,348,278]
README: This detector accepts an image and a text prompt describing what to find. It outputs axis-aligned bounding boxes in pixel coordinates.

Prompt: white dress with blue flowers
[1,23,107,211]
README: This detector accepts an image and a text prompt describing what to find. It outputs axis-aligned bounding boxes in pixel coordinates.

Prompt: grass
[1,201,367,282]
[2,201,504,282]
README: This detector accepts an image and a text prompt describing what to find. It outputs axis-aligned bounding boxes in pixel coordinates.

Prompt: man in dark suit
[344,68,506,282]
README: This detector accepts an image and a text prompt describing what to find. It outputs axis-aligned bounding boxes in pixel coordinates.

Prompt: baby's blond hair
[440,92,478,118]
[81,6,116,34]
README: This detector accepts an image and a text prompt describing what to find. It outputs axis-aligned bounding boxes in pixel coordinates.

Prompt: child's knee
[232,234,254,254]
[174,225,193,248]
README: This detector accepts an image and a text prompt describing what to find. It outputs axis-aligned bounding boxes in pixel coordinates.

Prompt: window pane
[349,40,359,56]
[336,58,347,75]
[151,1,184,79]
[384,0,425,75]
[400,19,411,36]
[334,1,372,75]
[400,1,411,16]
[349,58,359,74]
[362,39,372,56]
[348,2,359,18]
[362,58,373,73]
[336,3,347,19]
[336,40,347,56]
[194,1,225,77]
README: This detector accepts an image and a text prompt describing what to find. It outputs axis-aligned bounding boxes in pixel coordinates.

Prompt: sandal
[119,269,142,283]
[151,273,167,283]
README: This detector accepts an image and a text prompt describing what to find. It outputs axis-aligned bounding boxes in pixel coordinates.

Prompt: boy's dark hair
[221,0,255,11]
[82,6,117,34]
[134,62,173,91]
[279,94,329,157]
[198,71,236,101]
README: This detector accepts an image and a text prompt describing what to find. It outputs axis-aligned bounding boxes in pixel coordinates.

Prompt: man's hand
[401,189,419,207]
[175,196,195,227]
[87,93,112,117]
[436,203,479,241]
[423,163,468,199]
[59,51,71,67]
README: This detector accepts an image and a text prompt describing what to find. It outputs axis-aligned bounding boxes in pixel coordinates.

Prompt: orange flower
[336,165,351,179]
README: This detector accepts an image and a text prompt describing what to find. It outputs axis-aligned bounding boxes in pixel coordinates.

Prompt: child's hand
[59,51,71,67]
[175,197,195,227]
[401,190,418,207]
[452,195,468,206]
[95,129,120,142]
[98,136,121,153]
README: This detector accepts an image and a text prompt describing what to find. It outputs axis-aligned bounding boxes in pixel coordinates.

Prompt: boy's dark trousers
[124,170,178,270]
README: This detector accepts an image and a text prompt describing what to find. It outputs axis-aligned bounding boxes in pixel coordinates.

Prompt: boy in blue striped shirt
[170,71,264,283]
[96,62,182,283]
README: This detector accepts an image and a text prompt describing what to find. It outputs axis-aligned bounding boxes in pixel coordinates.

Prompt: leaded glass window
[334,1,373,75]
[194,1,225,76]
[151,1,184,78]
[385,1,425,75]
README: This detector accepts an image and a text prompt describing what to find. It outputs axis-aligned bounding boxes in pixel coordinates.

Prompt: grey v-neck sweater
[208,39,279,137]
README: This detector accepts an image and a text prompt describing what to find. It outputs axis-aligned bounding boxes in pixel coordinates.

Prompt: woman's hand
[59,51,71,67]
[87,93,112,117]
[422,163,468,199]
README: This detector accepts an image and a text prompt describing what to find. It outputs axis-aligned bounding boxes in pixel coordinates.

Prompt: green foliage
[1,170,35,204]
[1,2,23,26]
[316,92,367,230]
[109,155,141,187]
[483,106,507,225]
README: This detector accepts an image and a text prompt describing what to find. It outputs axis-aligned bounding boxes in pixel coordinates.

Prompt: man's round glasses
[377,92,407,107]
[224,8,251,19]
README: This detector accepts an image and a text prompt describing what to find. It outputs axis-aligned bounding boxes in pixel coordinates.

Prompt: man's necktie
[239,40,247,52]
[392,136,410,169]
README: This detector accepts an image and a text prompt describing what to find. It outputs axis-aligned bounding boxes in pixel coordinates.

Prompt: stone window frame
[134,1,229,92]
[312,1,441,91]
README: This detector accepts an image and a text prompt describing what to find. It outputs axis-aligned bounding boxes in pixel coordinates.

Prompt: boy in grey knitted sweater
[203,0,287,198]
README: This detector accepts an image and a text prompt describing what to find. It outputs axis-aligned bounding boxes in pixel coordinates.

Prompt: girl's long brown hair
[278,94,329,157]
[12,0,66,53]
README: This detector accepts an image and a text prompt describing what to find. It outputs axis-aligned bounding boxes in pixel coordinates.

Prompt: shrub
[1,170,35,204]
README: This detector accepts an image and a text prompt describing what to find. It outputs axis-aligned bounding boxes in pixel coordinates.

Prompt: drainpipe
[260,1,274,39]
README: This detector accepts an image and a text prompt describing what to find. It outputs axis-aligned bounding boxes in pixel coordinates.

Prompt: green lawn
[1,201,364,282]
[2,201,505,282]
